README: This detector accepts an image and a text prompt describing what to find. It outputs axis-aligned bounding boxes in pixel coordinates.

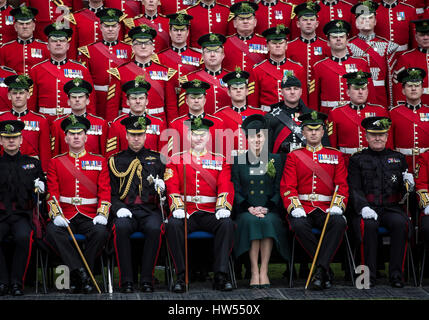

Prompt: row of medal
[86,125,104,135]
[317,154,339,164]
[249,44,268,54]
[202,159,223,170]
[22,163,36,170]
[181,55,200,66]
[81,160,102,171]
[149,70,168,80]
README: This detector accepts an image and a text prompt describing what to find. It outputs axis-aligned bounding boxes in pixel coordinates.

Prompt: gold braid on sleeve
[109,157,143,200]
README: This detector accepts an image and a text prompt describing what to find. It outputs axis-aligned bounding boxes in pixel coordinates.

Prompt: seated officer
[165,117,235,293]
[348,116,414,288]
[109,115,166,293]
[280,111,348,290]
[45,115,111,294]
[0,120,45,296]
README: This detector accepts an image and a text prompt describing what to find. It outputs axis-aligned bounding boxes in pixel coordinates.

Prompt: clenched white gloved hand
[116,208,132,218]
[361,206,378,220]
[53,216,69,228]
[172,209,186,219]
[327,205,343,215]
[93,215,108,225]
[291,208,306,218]
[215,209,231,220]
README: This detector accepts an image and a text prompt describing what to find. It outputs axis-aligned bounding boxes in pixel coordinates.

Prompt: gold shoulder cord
[109,157,143,200]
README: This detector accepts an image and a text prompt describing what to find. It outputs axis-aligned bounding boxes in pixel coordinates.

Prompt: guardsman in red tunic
[105,24,177,122]
[104,0,142,18]
[185,0,230,48]
[316,0,353,40]
[214,68,265,160]
[156,13,202,111]
[327,71,392,166]
[123,0,170,53]
[169,79,225,157]
[0,120,45,296]
[28,24,96,123]
[310,20,374,114]
[254,0,295,37]
[165,117,235,293]
[106,76,166,157]
[159,0,197,15]
[287,2,330,97]
[178,33,231,115]
[0,0,17,46]
[0,6,50,75]
[348,1,399,108]
[77,8,132,118]
[51,79,108,157]
[23,0,84,43]
[0,66,17,112]
[248,25,308,112]
[280,111,348,290]
[223,2,268,73]
[390,67,429,172]
[0,75,51,173]
[415,150,429,249]
[392,19,429,105]
[46,114,111,294]
[374,0,418,56]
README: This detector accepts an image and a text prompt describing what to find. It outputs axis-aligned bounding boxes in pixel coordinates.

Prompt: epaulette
[208,151,225,158]
[288,37,298,44]
[63,12,77,25]
[331,101,349,110]
[313,57,329,67]
[226,33,236,39]
[1,39,15,46]
[207,114,223,121]
[87,113,105,121]
[325,146,341,152]
[78,46,90,59]
[401,48,416,56]
[399,1,416,8]
[35,39,48,44]
[88,151,104,158]
[287,57,303,67]
[227,12,234,22]
[340,0,353,5]
[149,114,163,121]
[30,59,49,70]
[185,1,200,11]
[253,59,267,69]
[248,105,263,111]
[54,114,69,122]
[217,2,229,8]
[366,102,385,109]
[69,59,86,67]
[170,114,188,123]
[0,111,8,115]
[29,110,47,119]
[157,47,169,54]
[107,67,121,80]
[214,106,228,114]
[190,46,202,54]
[151,53,161,64]
[112,113,126,123]
[167,67,178,80]
[53,152,68,159]
[122,17,135,30]
[0,65,16,73]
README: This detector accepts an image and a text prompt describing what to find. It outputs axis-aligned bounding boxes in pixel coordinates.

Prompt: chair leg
[35,248,39,294]
[344,232,356,286]
[228,255,237,289]
[289,237,295,288]
[100,254,107,293]
[408,245,418,287]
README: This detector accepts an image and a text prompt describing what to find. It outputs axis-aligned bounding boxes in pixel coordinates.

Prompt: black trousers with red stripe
[0,214,33,287]
[113,207,162,285]
[288,208,347,271]
[352,207,409,282]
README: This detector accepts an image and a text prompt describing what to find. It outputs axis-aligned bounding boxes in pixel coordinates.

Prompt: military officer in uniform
[109,115,165,293]
[28,23,96,123]
[253,0,294,37]
[310,20,374,115]
[0,5,50,75]
[280,111,348,290]
[223,2,268,74]
[105,24,177,122]
[45,115,111,294]
[415,150,429,249]
[265,73,329,165]
[0,120,45,296]
[232,114,290,288]
[106,76,167,158]
[0,74,51,173]
[315,0,353,40]
[248,25,308,112]
[287,1,330,98]
[214,68,265,161]
[77,8,132,119]
[0,0,17,47]
[327,71,392,166]
[393,19,429,105]
[50,79,108,157]
[348,116,413,288]
[390,67,429,172]
[104,0,142,18]
[165,117,235,293]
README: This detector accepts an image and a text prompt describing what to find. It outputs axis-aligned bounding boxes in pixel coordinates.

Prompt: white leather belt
[261,105,271,112]
[39,107,72,115]
[423,88,429,94]
[396,147,429,156]
[94,84,109,92]
[372,80,385,86]
[321,101,341,108]
[181,195,216,204]
[122,107,164,115]
[339,147,362,154]
[59,196,98,205]
[417,7,424,14]
[299,194,332,202]
[397,44,408,52]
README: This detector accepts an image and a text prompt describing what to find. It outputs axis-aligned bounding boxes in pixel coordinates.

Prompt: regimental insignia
[164,168,173,181]
[391,174,397,182]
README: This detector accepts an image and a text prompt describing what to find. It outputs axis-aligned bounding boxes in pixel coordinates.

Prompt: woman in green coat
[231,114,290,288]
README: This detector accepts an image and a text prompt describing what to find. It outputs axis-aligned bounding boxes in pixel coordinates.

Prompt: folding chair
[288,228,356,288]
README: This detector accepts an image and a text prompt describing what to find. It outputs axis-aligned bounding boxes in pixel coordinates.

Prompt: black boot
[10,283,24,296]
[324,267,334,289]
[213,272,233,291]
[78,268,94,294]
[311,266,326,290]
[0,283,8,296]
[173,273,186,293]
[69,269,82,294]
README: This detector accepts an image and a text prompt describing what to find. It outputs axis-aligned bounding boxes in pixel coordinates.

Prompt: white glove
[93,215,108,225]
[116,208,132,218]
[215,209,231,220]
[34,178,45,193]
[402,171,415,191]
[327,205,343,215]
[172,209,185,219]
[361,206,378,220]
[291,208,306,218]
[53,216,69,228]
[154,178,165,193]
[424,206,429,215]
